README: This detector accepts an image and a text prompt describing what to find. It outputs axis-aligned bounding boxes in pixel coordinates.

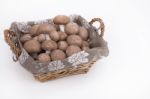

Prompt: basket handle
[4,30,21,61]
[89,18,105,37]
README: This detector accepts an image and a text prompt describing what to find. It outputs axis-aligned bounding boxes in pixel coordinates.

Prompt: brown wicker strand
[4,30,21,61]
[34,60,96,82]
[89,18,105,37]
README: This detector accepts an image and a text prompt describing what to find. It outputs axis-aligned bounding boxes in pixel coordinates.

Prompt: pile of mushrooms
[20,15,90,62]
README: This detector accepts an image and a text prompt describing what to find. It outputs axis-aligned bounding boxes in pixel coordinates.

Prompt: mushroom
[29,24,39,36]
[65,22,79,35]
[58,31,68,40]
[20,34,32,43]
[49,31,60,41]
[41,40,57,51]
[24,40,41,53]
[67,35,82,47]
[37,53,51,62]
[79,27,88,40]
[66,45,81,56]
[53,15,70,25]
[45,34,51,40]
[38,34,46,42]
[82,41,89,47]
[51,49,66,61]
[58,41,68,51]
[82,41,90,50]
[37,24,56,34]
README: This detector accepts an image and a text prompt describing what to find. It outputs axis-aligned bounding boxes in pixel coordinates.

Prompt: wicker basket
[4,15,109,82]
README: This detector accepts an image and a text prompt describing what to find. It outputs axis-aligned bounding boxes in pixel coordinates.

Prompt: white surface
[0,0,150,99]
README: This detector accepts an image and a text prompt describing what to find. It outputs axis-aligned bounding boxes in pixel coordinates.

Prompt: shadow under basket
[4,15,109,82]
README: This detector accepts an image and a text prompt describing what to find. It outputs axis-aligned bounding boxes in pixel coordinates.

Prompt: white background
[0,0,150,99]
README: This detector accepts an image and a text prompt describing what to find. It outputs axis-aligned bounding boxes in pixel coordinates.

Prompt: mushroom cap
[45,34,51,40]
[49,31,60,41]
[41,40,57,51]
[29,24,39,36]
[66,45,81,56]
[53,15,70,25]
[37,53,51,62]
[79,27,88,40]
[58,31,68,40]
[82,41,89,47]
[37,24,56,34]
[24,40,41,53]
[65,22,79,35]
[58,41,68,51]
[38,34,46,42]
[20,34,32,43]
[67,35,83,47]
[51,49,66,61]
[81,41,90,50]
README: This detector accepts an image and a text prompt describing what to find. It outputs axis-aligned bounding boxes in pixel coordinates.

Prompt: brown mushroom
[82,41,90,50]
[45,34,51,40]
[79,27,88,40]
[58,41,68,51]
[66,45,81,56]
[20,34,32,43]
[37,53,51,62]
[29,24,39,36]
[65,22,79,35]
[82,41,89,47]
[49,31,60,41]
[67,35,82,47]
[58,31,68,40]
[38,34,46,42]
[37,24,56,34]
[51,49,66,61]
[41,40,57,51]
[24,40,41,53]
[53,15,70,25]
